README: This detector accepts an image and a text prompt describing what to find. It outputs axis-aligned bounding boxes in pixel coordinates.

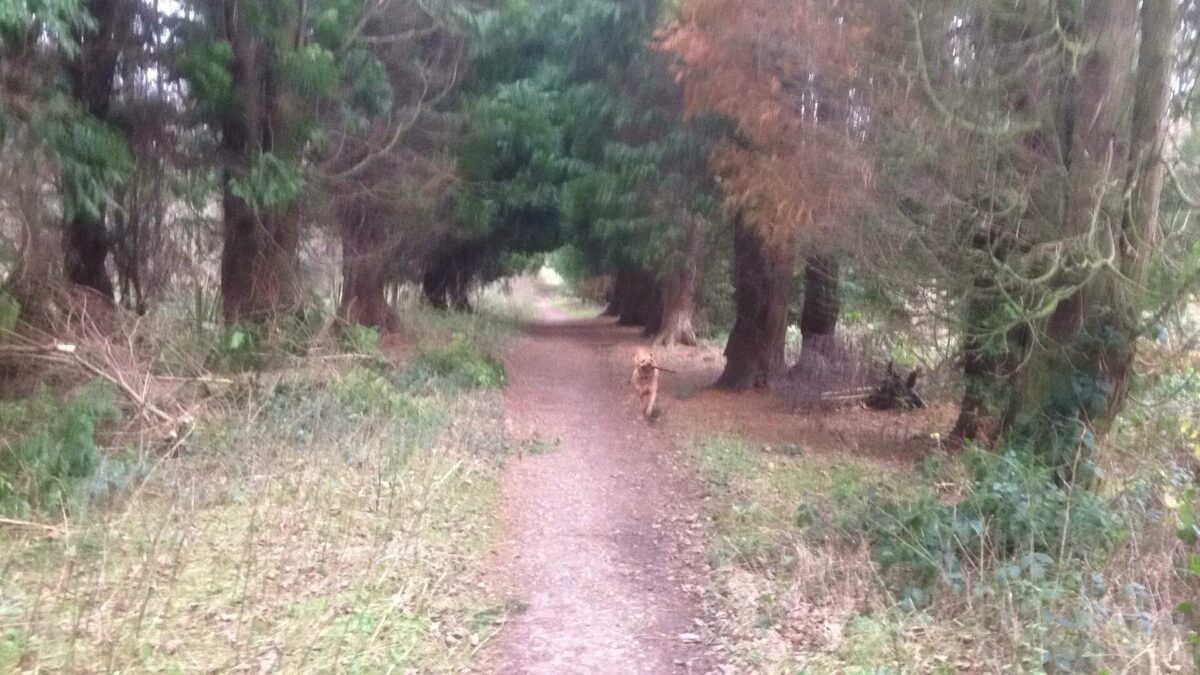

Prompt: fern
[0,382,118,517]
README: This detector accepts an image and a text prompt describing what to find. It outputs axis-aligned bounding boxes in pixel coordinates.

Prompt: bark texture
[337,206,399,331]
[950,230,1028,447]
[217,0,302,323]
[422,243,484,311]
[61,0,136,299]
[798,254,839,354]
[654,218,704,346]
[715,213,795,390]
[1001,0,1160,475]
[606,266,661,328]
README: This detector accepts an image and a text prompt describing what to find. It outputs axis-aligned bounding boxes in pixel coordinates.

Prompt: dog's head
[633,348,656,373]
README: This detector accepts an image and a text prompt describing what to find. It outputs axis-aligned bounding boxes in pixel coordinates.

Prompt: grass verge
[0,313,513,673]
[691,434,1193,673]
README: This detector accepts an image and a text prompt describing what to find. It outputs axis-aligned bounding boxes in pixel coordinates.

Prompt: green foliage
[337,322,381,355]
[865,448,1128,670]
[173,0,405,232]
[330,366,428,417]
[0,629,21,673]
[1004,368,1114,487]
[460,0,653,89]
[1166,420,1200,668]
[33,100,133,221]
[547,245,591,289]
[0,291,18,333]
[209,306,328,370]
[212,322,262,371]
[311,0,357,49]
[395,336,505,390]
[281,44,340,97]
[869,448,1122,602]
[839,439,1144,671]
[0,382,119,517]
[229,152,304,212]
[446,0,728,288]
[341,48,392,119]
[453,73,579,249]
[173,39,236,114]
[0,0,91,54]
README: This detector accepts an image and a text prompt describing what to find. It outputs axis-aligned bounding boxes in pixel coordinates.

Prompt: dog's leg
[645,384,657,419]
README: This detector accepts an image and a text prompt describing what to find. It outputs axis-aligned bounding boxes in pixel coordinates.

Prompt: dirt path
[488,298,710,674]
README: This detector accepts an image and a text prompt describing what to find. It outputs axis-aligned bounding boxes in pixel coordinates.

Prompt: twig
[0,342,176,424]
[819,391,873,402]
[0,516,67,535]
[152,374,238,385]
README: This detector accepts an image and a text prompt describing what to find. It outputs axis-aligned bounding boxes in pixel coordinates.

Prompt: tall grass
[691,430,1195,673]
[0,310,515,672]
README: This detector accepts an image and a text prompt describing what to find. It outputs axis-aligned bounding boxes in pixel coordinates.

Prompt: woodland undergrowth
[0,294,516,673]
[692,372,1199,674]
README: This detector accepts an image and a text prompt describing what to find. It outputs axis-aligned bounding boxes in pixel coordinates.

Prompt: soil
[657,344,954,466]
[486,292,949,673]
[488,298,711,674]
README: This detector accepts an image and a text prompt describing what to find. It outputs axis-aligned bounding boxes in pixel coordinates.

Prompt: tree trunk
[1001,0,1139,477]
[611,266,660,328]
[218,4,301,324]
[948,12,1064,448]
[715,213,795,390]
[422,243,481,312]
[1109,0,1177,412]
[798,254,839,355]
[337,206,398,331]
[448,271,472,311]
[60,0,134,300]
[603,269,627,316]
[421,252,453,309]
[640,293,664,335]
[63,213,115,298]
[220,192,302,323]
[611,268,640,322]
[949,228,1030,448]
[654,217,704,346]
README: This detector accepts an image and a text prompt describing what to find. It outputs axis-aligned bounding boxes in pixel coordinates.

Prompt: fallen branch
[0,516,67,536]
[0,342,176,424]
[152,374,238,385]
[818,391,873,402]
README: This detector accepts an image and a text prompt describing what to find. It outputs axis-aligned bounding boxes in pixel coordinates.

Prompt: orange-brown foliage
[657,0,890,252]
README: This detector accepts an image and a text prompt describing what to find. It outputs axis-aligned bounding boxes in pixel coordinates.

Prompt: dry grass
[0,312,515,673]
[690,433,1197,674]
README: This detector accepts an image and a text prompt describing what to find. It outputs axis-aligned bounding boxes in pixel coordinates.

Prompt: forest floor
[487,297,712,673]
[481,284,1190,673]
[5,279,1185,673]
[482,287,954,673]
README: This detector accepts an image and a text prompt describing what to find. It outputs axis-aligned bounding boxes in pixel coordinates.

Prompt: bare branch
[907,4,1041,139]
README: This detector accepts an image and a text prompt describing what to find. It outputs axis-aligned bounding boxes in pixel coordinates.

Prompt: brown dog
[631,348,659,419]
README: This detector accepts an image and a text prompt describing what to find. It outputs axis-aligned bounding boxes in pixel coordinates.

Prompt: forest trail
[487,295,710,674]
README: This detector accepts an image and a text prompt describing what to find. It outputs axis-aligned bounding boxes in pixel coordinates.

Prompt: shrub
[210,322,263,371]
[395,336,505,390]
[0,381,118,516]
[1167,421,1200,668]
[209,306,330,372]
[869,448,1123,600]
[0,291,18,333]
[863,447,1127,672]
[337,323,381,355]
[331,366,426,417]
